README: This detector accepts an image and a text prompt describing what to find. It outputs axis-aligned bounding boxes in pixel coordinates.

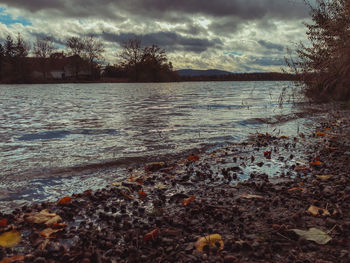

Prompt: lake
[0,82,314,211]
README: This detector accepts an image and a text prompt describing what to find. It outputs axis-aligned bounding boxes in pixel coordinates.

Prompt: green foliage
[287,0,350,102]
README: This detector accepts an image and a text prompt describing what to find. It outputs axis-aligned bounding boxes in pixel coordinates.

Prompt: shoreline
[1,108,350,262]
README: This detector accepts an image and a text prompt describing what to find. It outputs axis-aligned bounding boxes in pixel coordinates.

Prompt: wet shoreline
[1,107,350,262]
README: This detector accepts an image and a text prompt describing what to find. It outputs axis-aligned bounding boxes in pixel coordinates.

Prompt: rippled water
[0,82,312,210]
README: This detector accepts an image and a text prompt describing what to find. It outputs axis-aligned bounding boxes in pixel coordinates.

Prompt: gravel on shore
[1,108,350,263]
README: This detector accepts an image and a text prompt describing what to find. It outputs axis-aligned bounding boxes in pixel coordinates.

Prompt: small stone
[224,255,238,263]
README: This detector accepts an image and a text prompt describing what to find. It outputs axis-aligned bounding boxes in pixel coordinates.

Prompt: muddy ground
[0,108,350,263]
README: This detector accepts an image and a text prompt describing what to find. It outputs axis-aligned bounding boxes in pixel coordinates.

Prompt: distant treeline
[179,72,298,82]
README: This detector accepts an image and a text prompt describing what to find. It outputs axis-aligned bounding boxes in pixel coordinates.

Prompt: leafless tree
[34,37,56,79]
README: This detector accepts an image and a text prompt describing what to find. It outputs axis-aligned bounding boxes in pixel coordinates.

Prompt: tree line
[0,34,178,83]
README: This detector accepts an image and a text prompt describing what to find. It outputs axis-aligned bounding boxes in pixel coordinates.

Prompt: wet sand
[0,107,350,263]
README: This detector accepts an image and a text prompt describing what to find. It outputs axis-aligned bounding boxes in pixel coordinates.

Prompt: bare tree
[287,0,350,101]
[34,36,56,79]
[83,36,104,78]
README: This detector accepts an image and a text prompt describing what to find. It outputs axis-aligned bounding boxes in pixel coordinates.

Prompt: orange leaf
[310,160,323,166]
[316,132,325,136]
[187,155,200,162]
[52,223,67,229]
[128,176,135,182]
[0,255,25,263]
[138,190,147,200]
[40,228,62,238]
[58,196,72,205]
[182,196,196,206]
[142,229,159,242]
[0,218,7,227]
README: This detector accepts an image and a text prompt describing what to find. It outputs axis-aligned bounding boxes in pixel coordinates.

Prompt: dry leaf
[0,218,7,227]
[58,196,72,205]
[240,193,264,199]
[288,187,306,193]
[195,234,224,252]
[145,162,165,172]
[316,175,332,181]
[307,205,331,216]
[120,191,133,199]
[310,160,323,166]
[264,151,271,159]
[294,165,310,172]
[0,255,25,263]
[187,155,200,162]
[138,190,147,200]
[316,132,326,136]
[280,135,288,139]
[0,230,21,248]
[291,228,332,245]
[40,228,62,238]
[26,209,62,226]
[143,229,159,242]
[155,182,167,189]
[182,196,196,206]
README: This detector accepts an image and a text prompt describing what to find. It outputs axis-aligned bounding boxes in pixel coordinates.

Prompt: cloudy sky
[0,0,312,72]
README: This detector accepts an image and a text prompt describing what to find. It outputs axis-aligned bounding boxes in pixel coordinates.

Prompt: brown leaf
[40,228,62,238]
[316,132,326,136]
[294,165,310,172]
[288,187,306,193]
[120,191,133,199]
[58,196,72,205]
[0,255,25,263]
[182,196,196,206]
[25,209,62,226]
[316,175,332,181]
[143,229,159,242]
[240,193,264,199]
[0,218,7,227]
[264,151,271,159]
[187,155,200,162]
[138,190,147,200]
[195,234,224,252]
[0,230,21,248]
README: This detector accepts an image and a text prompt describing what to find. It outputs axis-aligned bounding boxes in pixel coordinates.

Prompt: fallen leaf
[264,151,271,159]
[26,209,62,226]
[240,193,264,199]
[294,165,310,172]
[154,182,167,189]
[145,162,165,172]
[316,132,326,136]
[195,234,224,252]
[138,190,147,200]
[52,223,67,229]
[0,255,25,263]
[40,228,62,238]
[112,182,123,186]
[0,230,21,248]
[316,175,332,181]
[187,155,200,162]
[182,196,196,206]
[143,229,159,242]
[307,205,330,216]
[291,228,332,245]
[288,187,306,193]
[58,196,72,205]
[299,133,305,138]
[120,191,133,199]
[0,218,7,227]
[310,160,323,166]
[280,135,288,139]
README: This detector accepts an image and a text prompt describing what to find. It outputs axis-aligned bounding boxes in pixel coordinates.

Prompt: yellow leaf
[316,175,332,181]
[26,209,62,226]
[195,234,224,252]
[307,205,330,216]
[0,230,21,248]
[240,193,264,199]
[291,228,331,245]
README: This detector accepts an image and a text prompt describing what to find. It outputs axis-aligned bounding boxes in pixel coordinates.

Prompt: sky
[0,0,312,72]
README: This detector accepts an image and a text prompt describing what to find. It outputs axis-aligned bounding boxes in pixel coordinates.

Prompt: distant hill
[176,69,232,77]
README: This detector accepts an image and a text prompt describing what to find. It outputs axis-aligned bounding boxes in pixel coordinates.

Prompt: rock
[224,255,239,263]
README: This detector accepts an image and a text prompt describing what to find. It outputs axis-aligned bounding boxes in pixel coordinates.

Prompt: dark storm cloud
[1,0,308,20]
[100,31,222,53]
[258,40,284,51]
